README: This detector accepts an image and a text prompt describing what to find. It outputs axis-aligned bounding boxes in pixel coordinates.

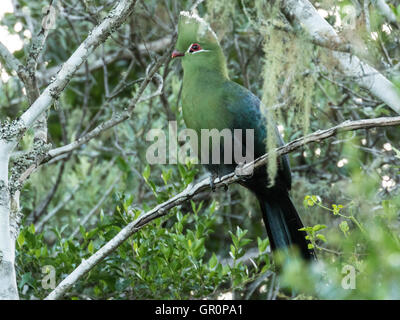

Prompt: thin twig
[70,174,122,238]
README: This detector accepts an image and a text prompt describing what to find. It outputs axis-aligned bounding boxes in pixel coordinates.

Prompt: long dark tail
[257,192,316,261]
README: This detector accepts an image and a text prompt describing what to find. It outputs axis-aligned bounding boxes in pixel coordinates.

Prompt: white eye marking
[191,49,210,54]
[186,45,210,54]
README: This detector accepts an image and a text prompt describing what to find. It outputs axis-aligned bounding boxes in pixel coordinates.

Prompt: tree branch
[373,0,399,26]
[18,0,138,137]
[39,36,172,84]
[70,173,122,238]
[281,0,400,114]
[35,184,80,233]
[26,0,58,76]
[44,41,174,163]
[30,161,66,223]
[0,41,28,84]
[45,115,400,300]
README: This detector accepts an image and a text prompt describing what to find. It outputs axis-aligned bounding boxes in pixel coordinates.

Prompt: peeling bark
[0,142,18,299]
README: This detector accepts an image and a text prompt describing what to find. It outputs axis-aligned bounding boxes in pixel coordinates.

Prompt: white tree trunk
[0,141,18,299]
[0,0,138,299]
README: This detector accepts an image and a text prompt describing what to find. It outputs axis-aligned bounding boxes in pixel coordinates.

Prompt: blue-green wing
[223,81,292,189]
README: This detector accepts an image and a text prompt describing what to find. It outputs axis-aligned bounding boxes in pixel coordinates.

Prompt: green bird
[172,11,315,260]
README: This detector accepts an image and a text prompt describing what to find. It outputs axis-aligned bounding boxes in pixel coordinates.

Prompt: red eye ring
[189,43,201,53]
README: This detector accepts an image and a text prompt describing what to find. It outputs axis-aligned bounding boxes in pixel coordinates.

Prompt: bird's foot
[234,162,254,181]
[209,172,228,191]
[209,173,218,192]
[216,172,228,191]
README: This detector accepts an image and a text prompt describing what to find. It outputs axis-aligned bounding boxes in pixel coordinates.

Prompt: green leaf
[392,146,400,160]
[240,238,252,247]
[229,231,239,249]
[209,253,218,269]
[316,234,327,242]
[142,164,150,181]
[161,169,172,185]
[18,272,33,289]
[230,244,236,257]
[312,224,327,232]
[17,233,25,248]
[332,204,343,215]
[88,240,94,254]
[28,224,35,234]
[340,221,349,235]
[257,237,268,253]
[116,156,129,172]
[79,225,86,238]
[304,195,318,207]
[261,264,270,274]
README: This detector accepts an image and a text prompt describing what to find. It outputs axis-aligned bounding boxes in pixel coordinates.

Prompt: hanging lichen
[288,35,315,136]
[259,15,284,186]
[253,0,316,185]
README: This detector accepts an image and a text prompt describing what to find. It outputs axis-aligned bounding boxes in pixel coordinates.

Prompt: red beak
[171,50,184,58]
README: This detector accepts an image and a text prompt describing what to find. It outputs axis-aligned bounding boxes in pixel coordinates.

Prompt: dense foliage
[1,0,400,299]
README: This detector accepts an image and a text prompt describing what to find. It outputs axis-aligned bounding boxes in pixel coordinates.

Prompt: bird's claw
[235,162,254,181]
[209,173,218,192]
[209,172,228,191]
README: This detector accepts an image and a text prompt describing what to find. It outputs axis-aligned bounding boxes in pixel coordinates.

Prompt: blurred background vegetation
[1,0,400,299]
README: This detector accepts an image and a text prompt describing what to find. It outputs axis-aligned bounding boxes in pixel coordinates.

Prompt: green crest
[176,11,219,53]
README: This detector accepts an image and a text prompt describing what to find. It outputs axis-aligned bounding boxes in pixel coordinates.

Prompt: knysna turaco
[172,11,316,260]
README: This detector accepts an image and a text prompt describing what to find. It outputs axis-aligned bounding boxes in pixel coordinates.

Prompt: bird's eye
[189,43,201,53]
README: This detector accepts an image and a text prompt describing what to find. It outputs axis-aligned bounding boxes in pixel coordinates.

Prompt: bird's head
[172,11,228,77]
